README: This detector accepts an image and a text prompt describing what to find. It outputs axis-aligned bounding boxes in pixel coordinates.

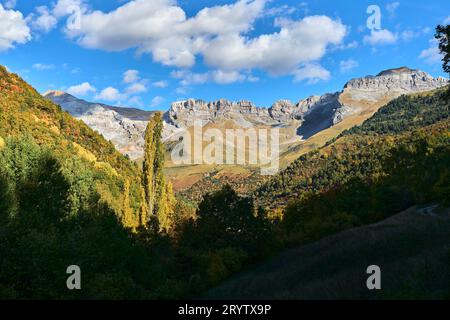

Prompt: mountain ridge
[44,67,448,162]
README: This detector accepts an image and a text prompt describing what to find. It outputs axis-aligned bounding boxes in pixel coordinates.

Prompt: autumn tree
[141,112,175,231]
[121,179,136,229]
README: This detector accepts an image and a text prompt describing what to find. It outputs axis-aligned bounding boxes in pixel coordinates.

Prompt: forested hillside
[0,66,272,298]
[0,66,143,219]
[256,87,449,214]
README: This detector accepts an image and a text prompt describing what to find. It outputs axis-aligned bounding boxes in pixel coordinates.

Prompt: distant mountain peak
[43,90,70,97]
[377,66,417,76]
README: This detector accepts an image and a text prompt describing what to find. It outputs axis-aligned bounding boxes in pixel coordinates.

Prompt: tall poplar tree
[121,179,136,229]
[141,112,175,230]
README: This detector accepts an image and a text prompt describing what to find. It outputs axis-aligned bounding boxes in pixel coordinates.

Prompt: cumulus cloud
[386,2,400,17]
[0,4,31,51]
[52,0,86,19]
[152,80,168,88]
[419,39,443,65]
[125,82,147,94]
[200,16,347,75]
[123,69,140,84]
[95,86,124,102]
[340,59,358,73]
[67,82,96,96]
[65,0,347,80]
[292,63,330,84]
[31,6,58,33]
[150,96,165,108]
[127,95,143,107]
[32,63,55,70]
[3,0,16,9]
[171,69,254,87]
[363,29,397,46]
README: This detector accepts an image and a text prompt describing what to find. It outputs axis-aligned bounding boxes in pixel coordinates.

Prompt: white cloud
[123,69,140,83]
[3,0,16,9]
[171,69,253,86]
[171,70,210,86]
[150,96,165,108]
[419,39,443,65]
[152,80,168,88]
[211,70,246,84]
[340,59,358,73]
[264,4,297,17]
[125,82,147,94]
[201,16,347,75]
[95,86,124,101]
[292,63,330,84]
[31,6,58,33]
[0,4,31,51]
[400,30,416,42]
[444,16,450,24]
[66,82,96,96]
[386,2,400,17]
[364,29,397,46]
[400,27,431,42]
[65,0,347,79]
[32,63,55,70]
[52,0,86,18]
[127,95,143,107]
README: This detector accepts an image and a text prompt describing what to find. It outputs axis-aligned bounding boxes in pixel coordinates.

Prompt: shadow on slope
[206,205,450,300]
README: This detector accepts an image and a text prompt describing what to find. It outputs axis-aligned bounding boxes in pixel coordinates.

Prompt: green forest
[0,56,449,298]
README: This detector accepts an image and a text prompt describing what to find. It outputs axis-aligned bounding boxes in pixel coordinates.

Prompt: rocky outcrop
[167,98,274,128]
[343,67,448,101]
[44,91,154,160]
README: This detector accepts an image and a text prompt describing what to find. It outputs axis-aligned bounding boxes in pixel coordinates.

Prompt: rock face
[44,91,155,160]
[45,67,448,160]
[343,67,448,101]
[167,98,274,128]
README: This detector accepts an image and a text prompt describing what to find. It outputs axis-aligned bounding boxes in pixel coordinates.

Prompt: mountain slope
[206,87,450,300]
[256,86,450,211]
[44,91,155,160]
[0,65,142,221]
[206,205,450,299]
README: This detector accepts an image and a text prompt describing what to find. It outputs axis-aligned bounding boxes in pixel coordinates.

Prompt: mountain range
[45,67,448,163]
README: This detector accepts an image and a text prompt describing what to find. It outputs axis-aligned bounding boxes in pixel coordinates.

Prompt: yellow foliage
[267,208,284,222]
[121,179,138,230]
[73,142,97,163]
[0,136,4,150]
[158,181,177,231]
[94,161,119,177]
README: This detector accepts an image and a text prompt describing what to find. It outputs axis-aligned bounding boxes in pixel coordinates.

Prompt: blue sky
[0,0,448,110]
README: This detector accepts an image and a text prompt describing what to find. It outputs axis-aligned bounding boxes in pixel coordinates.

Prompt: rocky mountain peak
[376,66,416,76]
[343,67,448,101]
[43,90,68,97]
